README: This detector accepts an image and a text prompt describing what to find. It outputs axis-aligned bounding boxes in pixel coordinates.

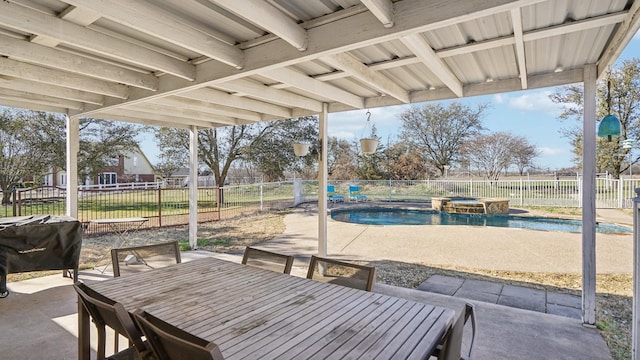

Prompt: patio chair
[73,281,153,360]
[111,241,181,277]
[241,246,294,274]
[133,309,225,360]
[431,302,477,360]
[348,185,368,202]
[306,255,376,291]
[327,185,345,203]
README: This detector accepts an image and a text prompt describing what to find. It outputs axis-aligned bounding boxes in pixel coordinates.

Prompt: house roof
[0,0,638,127]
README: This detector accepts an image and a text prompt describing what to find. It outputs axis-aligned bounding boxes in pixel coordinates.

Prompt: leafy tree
[383,142,431,180]
[463,132,518,182]
[399,102,487,176]
[551,58,640,178]
[0,110,52,204]
[327,137,357,180]
[354,124,385,180]
[154,116,318,186]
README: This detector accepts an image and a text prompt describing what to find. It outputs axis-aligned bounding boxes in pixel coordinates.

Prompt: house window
[43,174,52,186]
[99,172,117,184]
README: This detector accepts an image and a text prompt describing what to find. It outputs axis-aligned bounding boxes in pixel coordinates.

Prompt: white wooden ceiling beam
[594,4,640,77]
[104,108,221,128]
[210,0,307,51]
[72,0,556,116]
[525,11,628,42]
[30,6,100,47]
[62,0,244,70]
[180,88,291,119]
[0,58,128,99]
[322,53,409,103]
[0,35,159,90]
[0,88,83,110]
[0,77,104,105]
[214,79,323,112]
[0,98,67,114]
[400,34,463,97]
[361,0,395,28]
[92,111,194,129]
[0,1,196,80]
[158,96,261,122]
[128,103,240,126]
[510,8,528,90]
[262,67,364,109]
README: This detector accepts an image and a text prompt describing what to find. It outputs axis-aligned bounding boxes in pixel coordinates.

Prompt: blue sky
[139,34,640,170]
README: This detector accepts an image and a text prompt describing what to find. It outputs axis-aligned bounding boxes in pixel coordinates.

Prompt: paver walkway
[418,274,582,319]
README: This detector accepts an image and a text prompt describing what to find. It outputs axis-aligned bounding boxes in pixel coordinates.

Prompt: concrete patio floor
[1,204,626,359]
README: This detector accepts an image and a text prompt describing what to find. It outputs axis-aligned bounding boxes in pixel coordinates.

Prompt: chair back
[111,241,181,277]
[73,282,148,358]
[327,185,336,194]
[306,255,376,291]
[133,309,225,360]
[348,185,359,195]
[241,246,294,274]
[433,302,477,360]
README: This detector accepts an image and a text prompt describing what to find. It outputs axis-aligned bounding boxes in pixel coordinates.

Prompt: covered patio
[0,0,639,357]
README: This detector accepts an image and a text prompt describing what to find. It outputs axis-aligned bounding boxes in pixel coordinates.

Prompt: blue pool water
[330,208,632,234]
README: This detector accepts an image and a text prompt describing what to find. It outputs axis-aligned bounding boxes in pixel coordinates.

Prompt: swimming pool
[330,207,632,234]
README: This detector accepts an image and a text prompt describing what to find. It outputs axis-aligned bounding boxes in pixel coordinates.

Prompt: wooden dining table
[78,257,457,360]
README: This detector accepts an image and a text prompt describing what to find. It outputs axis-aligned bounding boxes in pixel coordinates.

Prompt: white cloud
[493,94,505,104]
[539,147,568,156]
[506,90,563,116]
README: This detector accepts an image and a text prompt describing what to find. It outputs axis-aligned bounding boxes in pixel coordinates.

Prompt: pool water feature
[330,208,632,234]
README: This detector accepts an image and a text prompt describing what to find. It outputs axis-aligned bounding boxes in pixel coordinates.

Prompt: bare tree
[551,58,640,178]
[511,136,540,175]
[400,102,487,176]
[463,132,519,182]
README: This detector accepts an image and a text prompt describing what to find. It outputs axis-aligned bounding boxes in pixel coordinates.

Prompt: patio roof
[0,0,638,126]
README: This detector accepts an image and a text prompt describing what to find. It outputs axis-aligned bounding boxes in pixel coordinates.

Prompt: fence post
[619,178,624,209]
[260,183,264,211]
[157,188,162,227]
[469,179,473,197]
[520,178,523,206]
[389,180,392,202]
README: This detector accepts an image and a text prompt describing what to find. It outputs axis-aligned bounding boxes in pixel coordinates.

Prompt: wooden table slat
[81,257,455,360]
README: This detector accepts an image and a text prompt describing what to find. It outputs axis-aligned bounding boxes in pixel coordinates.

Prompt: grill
[0,215,82,298]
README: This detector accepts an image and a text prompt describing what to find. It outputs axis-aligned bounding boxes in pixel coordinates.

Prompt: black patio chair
[241,246,294,274]
[431,302,477,360]
[111,241,181,277]
[74,281,153,360]
[306,255,376,291]
[133,309,225,360]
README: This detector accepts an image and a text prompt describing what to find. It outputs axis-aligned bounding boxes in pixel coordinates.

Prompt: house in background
[44,146,159,187]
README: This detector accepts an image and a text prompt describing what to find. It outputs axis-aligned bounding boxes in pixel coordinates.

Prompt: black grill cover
[0,215,82,297]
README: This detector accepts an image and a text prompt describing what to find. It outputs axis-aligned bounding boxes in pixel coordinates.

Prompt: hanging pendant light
[597,78,621,141]
[360,110,378,154]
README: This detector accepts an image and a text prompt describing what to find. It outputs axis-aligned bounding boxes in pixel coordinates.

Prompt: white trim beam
[322,53,409,103]
[129,103,240,126]
[0,57,128,98]
[0,98,67,113]
[102,108,221,128]
[0,88,83,109]
[161,96,262,122]
[180,88,291,118]
[31,6,100,47]
[597,4,640,77]
[65,115,79,218]
[525,12,629,42]
[211,0,307,51]
[263,67,364,109]
[400,33,463,97]
[188,125,199,249]
[214,79,323,112]
[510,8,528,89]
[0,77,104,105]
[92,112,193,129]
[62,0,244,69]
[0,35,159,90]
[0,1,196,80]
[361,0,395,28]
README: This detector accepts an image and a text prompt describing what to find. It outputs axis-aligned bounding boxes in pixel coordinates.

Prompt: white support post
[634,188,640,360]
[582,64,597,325]
[188,125,199,249]
[65,114,79,219]
[318,103,329,257]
